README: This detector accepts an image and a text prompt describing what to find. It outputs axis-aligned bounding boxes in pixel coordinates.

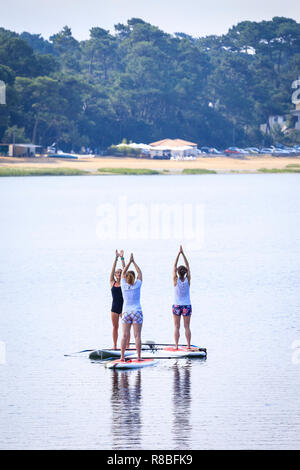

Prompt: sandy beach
[1,154,300,173]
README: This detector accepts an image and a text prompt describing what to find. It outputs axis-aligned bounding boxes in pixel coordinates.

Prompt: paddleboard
[89,348,136,360]
[89,345,206,360]
[162,346,207,357]
[105,358,159,370]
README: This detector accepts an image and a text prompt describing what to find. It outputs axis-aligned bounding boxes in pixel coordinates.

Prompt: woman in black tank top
[110,250,125,349]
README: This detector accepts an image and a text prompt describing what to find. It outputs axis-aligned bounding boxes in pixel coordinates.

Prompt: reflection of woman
[111,370,142,449]
[110,250,125,349]
[173,245,192,349]
[120,253,143,361]
[172,363,192,448]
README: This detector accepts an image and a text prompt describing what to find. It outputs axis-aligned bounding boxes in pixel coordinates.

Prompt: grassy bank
[1,155,300,174]
[258,167,300,173]
[0,167,89,176]
[98,167,160,175]
[285,164,300,169]
[182,168,217,174]
[1,159,300,176]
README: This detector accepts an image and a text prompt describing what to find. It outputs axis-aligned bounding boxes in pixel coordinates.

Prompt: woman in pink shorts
[173,245,192,349]
[120,253,143,361]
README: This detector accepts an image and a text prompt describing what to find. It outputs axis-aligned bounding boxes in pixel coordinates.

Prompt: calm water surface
[0,175,299,449]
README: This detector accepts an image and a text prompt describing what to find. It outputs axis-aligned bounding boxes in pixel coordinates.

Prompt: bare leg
[133,323,142,361]
[121,322,131,361]
[111,312,120,349]
[173,314,181,349]
[183,315,191,348]
[120,314,131,349]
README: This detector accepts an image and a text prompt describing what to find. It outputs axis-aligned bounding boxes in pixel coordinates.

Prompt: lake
[0,174,299,449]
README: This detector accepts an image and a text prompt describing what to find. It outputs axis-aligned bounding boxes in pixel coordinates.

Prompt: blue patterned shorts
[122,310,143,324]
[172,305,192,316]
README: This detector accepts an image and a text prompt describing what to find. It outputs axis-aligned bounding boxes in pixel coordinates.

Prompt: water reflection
[172,361,192,448]
[110,370,142,449]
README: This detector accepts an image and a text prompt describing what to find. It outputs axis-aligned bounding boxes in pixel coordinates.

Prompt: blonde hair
[126,270,135,285]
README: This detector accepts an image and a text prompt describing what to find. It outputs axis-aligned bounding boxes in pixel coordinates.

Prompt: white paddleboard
[90,345,206,360]
[105,358,159,370]
[161,346,207,358]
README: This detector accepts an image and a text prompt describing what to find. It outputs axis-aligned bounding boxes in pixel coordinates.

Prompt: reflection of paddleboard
[105,358,159,370]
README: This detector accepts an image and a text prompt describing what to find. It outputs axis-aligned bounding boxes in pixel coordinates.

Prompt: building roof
[150,145,194,151]
[10,143,42,148]
[149,138,197,148]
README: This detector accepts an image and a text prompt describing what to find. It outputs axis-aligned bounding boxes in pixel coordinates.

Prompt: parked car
[273,144,298,153]
[284,147,298,153]
[272,148,291,154]
[209,148,223,154]
[259,148,274,154]
[244,147,260,154]
[200,146,211,154]
[225,147,243,155]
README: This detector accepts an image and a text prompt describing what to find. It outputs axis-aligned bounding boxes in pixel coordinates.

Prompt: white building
[8,143,42,157]
[291,76,300,130]
[261,75,300,134]
[149,138,198,159]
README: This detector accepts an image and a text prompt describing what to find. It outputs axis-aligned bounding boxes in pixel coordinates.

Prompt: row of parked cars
[199,145,300,155]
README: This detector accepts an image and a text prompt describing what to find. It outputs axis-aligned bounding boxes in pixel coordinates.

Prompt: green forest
[0,16,300,151]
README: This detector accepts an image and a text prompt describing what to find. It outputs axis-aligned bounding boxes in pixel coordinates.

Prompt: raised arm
[110,250,119,286]
[119,249,125,269]
[132,258,142,281]
[181,246,191,283]
[122,253,133,278]
[173,249,181,286]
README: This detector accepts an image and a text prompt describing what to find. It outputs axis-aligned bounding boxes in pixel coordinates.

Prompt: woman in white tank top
[120,253,143,361]
[173,245,192,349]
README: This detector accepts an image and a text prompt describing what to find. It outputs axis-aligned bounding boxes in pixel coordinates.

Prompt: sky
[1,0,300,40]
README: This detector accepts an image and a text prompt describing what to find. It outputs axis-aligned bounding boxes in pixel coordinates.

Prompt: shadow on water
[110,369,142,449]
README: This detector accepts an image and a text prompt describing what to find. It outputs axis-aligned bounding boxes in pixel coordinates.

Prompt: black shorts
[111,303,122,315]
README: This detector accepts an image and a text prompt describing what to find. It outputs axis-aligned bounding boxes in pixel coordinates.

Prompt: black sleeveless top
[111,283,123,314]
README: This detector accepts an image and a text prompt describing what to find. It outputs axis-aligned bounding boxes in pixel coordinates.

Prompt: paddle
[64,349,96,356]
[66,346,157,356]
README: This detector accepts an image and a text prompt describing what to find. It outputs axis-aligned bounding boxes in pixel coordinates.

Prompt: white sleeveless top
[121,278,142,312]
[174,277,191,306]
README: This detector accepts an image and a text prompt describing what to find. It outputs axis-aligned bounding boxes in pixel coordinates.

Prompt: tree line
[0,16,300,151]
